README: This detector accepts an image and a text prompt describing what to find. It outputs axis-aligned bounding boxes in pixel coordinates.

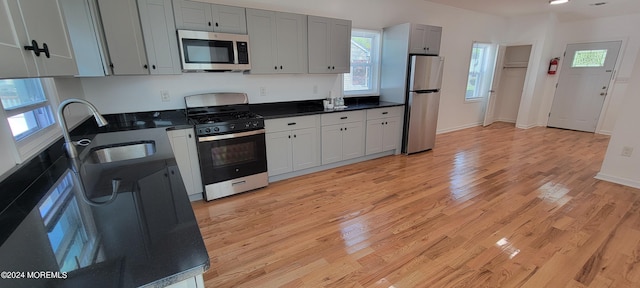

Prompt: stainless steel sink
[88,140,156,164]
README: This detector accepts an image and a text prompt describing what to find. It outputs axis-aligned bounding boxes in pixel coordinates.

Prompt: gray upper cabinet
[409,24,442,55]
[173,0,247,34]
[137,0,182,75]
[0,0,77,79]
[98,0,180,75]
[98,0,148,75]
[307,16,351,74]
[60,0,110,77]
[246,9,307,74]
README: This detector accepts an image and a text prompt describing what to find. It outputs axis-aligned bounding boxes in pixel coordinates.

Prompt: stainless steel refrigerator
[405,55,444,154]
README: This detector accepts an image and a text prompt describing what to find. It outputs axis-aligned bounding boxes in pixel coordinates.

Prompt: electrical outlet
[260,87,267,97]
[622,146,634,157]
[160,90,170,102]
[313,85,318,94]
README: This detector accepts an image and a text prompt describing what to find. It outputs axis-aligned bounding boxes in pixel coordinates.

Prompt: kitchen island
[0,119,208,287]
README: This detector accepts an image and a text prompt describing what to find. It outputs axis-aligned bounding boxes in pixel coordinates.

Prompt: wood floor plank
[192,122,640,287]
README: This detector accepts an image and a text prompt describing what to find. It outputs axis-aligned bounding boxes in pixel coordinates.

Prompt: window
[343,29,381,96]
[572,49,608,67]
[0,79,56,141]
[465,42,497,101]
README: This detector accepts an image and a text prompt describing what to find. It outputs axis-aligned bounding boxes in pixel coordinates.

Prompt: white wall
[541,13,640,134]
[502,13,558,129]
[81,0,508,133]
[596,47,640,188]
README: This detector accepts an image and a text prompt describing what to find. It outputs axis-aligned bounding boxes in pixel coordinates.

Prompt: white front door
[548,41,621,132]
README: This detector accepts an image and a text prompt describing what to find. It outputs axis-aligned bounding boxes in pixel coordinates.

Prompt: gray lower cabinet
[307,15,351,74]
[246,9,308,74]
[167,128,203,200]
[365,107,404,155]
[265,115,320,176]
[165,274,205,288]
[0,0,77,78]
[321,111,365,165]
[173,0,247,34]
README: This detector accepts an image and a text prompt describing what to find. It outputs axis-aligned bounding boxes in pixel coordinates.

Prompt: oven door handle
[198,129,265,142]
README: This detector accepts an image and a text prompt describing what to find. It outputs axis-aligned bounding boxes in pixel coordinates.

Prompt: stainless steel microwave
[177,30,251,72]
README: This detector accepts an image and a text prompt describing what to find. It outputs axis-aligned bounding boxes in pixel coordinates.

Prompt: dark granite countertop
[249,97,404,119]
[0,122,209,287]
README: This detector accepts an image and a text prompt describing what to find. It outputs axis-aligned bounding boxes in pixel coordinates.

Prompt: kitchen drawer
[366,106,404,120]
[321,110,364,126]
[265,115,318,133]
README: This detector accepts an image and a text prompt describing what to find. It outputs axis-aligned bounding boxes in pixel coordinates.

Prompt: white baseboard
[595,173,640,189]
[495,118,516,123]
[596,129,612,136]
[516,123,538,129]
[437,122,482,134]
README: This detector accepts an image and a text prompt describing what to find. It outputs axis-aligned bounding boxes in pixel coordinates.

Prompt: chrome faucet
[57,98,108,158]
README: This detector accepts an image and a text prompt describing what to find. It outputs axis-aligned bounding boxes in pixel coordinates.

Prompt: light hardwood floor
[192,122,640,287]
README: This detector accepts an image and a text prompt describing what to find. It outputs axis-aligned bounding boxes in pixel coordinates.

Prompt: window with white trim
[0,79,56,141]
[343,29,381,96]
[465,42,497,101]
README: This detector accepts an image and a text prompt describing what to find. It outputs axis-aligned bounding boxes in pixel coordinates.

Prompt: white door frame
[484,40,536,128]
[546,37,628,134]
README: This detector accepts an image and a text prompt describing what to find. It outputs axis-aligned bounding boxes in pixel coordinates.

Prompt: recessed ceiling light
[549,0,570,5]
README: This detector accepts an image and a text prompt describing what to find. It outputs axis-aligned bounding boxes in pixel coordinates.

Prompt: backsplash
[80,72,342,114]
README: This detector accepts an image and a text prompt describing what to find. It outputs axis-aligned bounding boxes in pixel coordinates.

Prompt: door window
[571,49,608,68]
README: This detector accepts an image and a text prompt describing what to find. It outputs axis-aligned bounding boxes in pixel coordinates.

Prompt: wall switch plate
[260,87,267,97]
[622,146,634,157]
[160,90,170,102]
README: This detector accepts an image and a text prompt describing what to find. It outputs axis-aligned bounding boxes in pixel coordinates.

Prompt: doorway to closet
[483,44,532,127]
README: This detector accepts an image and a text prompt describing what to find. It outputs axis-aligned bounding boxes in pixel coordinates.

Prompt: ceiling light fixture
[549,0,570,5]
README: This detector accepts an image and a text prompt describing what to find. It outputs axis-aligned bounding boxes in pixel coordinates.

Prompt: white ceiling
[425,0,640,21]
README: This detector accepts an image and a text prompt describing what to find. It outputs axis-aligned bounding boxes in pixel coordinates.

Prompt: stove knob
[252,121,258,127]
[213,127,220,132]
[230,124,235,129]
[245,122,250,128]
[205,128,211,133]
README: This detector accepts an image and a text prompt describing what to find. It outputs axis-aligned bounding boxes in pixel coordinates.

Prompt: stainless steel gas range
[185,93,267,201]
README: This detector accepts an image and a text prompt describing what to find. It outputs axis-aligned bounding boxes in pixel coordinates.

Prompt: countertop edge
[256,101,405,120]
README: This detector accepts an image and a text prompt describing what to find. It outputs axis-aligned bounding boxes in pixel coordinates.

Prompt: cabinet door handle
[345,127,347,131]
[275,66,278,70]
[332,66,335,70]
[215,22,219,27]
[287,122,296,126]
[293,134,296,138]
[382,112,388,115]
[24,40,49,58]
[385,122,388,125]
[340,116,348,120]
[328,66,331,69]
[288,135,291,138]
[144,64,148,69]
[208,21,212,26]
[188,134,192,138]
[340,128,343,131]
[152,64,156,70]
[280,65,283,70]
